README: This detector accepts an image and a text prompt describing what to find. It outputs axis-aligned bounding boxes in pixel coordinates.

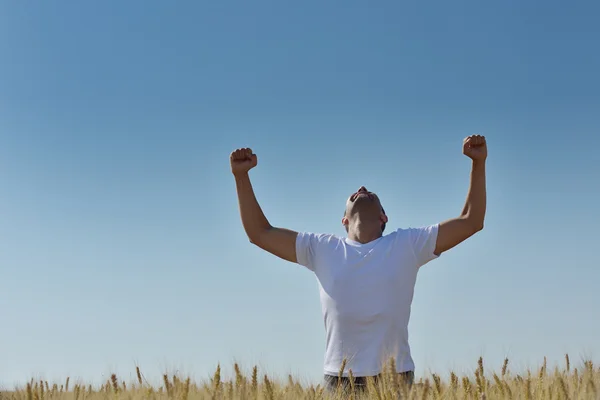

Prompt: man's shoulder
[382,225,436,245]
[295,232,345,268]
[383,227,409,239]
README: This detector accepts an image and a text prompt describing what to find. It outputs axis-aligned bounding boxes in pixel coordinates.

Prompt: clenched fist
[463,135,487,161]
[230,148,258,176]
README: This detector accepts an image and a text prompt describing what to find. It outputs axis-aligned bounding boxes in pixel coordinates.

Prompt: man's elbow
[472,221,484,233]
[463,214,484,234]
[245,230,259,246]
[247,225,272,247]
[248,234,262,247]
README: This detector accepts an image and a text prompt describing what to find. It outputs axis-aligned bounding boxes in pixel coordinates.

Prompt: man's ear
[342,216,349,231]
[380,213,388,224]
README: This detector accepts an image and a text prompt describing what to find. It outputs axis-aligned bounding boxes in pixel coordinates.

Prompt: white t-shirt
[295,224,439,377]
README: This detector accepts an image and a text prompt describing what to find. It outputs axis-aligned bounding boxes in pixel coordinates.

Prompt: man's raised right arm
[231,148,298,263]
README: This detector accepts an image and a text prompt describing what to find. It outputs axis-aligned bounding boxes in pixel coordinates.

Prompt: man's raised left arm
[434,135,487,256]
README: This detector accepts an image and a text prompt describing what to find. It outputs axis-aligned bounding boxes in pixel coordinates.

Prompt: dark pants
[324,370,414,394]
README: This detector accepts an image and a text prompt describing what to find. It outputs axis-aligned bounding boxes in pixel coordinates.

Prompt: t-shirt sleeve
[295,232,332,272]
[408,224,440,268]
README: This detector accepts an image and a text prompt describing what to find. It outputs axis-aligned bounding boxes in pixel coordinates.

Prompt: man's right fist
[230,148,258,175]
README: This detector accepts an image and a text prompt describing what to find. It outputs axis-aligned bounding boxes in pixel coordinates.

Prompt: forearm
[461,160,486,229]
[234,172,272,242]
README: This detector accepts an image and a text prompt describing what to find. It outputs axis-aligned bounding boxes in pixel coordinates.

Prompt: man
[230,135,487,392]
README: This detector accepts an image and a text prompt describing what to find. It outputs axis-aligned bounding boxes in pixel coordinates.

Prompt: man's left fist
[463,135,487,161]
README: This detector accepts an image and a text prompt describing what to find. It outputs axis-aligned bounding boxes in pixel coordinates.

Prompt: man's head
[342,186,388,234]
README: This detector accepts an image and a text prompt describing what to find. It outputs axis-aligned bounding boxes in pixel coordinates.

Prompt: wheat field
[2,355,599,400]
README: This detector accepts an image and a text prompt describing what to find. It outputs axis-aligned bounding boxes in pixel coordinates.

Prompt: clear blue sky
[1,0,599,388]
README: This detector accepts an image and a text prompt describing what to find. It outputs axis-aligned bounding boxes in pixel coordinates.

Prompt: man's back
[295,224,439,377]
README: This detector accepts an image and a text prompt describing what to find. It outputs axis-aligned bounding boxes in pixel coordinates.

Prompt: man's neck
[347,221,382,244]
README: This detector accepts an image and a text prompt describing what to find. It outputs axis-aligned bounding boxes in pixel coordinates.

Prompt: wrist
[472,159,486,167]
[233,171,250,181]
